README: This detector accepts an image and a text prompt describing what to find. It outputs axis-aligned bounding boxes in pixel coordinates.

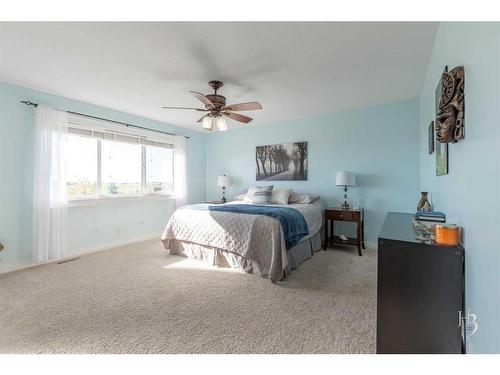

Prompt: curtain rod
[20,100,190,139]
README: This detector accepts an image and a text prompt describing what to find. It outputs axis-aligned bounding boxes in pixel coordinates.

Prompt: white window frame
[67,114,175,207]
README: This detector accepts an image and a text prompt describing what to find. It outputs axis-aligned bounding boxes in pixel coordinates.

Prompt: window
[67,135,98,198]
[66,116,175,200]
[146,145,174,194]
[101,140,142,196]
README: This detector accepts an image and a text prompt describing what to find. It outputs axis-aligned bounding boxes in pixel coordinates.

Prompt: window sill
[68,194,175,207]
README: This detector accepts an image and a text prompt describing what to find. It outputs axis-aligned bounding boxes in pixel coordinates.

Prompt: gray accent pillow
[244,185,274,204]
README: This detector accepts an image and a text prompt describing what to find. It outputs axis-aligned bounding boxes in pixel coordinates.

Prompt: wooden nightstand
[205,200,226,204]
[324,207,365,256]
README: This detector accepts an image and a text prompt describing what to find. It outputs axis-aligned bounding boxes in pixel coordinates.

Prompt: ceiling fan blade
[162,106,208,111]
[223,111,253,124]
[222,102,262,112]
[197,115,208,123]
[189,91,215,109]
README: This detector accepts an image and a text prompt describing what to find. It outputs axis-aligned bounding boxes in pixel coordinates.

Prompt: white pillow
[243,185,274,204]
[270,188,292,205]
[233,189,248,201]
[288,192,320,204]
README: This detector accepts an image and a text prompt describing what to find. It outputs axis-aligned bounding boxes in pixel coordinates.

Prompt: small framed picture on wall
[436,139,449,176]
[428,121,435,154]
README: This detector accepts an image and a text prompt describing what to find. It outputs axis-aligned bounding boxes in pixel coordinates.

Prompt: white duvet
[161,200,325,282]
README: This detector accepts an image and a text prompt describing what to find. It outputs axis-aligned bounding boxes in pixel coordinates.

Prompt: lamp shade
[202,116,213,130]
[216,116,228,131]
[336,171,356,186]
[217,175,231,187]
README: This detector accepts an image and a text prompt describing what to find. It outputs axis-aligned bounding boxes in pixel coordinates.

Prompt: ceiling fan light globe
[216,116,228,131]
[202,116,213,130]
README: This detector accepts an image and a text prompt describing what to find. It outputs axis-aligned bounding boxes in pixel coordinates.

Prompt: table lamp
[336,171,356,209]
[217,175,231,203]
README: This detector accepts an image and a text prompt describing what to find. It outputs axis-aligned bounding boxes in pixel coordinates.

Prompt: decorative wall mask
[435,66,465,143]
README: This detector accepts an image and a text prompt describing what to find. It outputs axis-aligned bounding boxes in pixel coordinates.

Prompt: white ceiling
[0,22,437,131]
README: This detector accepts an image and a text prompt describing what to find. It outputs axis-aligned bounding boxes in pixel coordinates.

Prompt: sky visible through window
[66,135,97,196]
[67,135,97,183]
[101,140,141,182]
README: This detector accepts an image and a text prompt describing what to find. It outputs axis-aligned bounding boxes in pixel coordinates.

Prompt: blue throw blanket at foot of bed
[188,204,309,249]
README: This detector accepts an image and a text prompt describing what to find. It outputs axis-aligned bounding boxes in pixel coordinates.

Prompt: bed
[161,199,325,282]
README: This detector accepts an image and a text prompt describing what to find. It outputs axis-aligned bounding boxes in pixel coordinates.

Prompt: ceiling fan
[162,80,262,131]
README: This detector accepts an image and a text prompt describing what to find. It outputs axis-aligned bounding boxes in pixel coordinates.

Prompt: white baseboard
[68,233,160,258]
[365,241,378,250]
[0,233,160,275]
[0,259,35,275]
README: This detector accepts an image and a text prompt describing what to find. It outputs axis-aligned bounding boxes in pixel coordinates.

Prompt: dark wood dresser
[377,212,465,354]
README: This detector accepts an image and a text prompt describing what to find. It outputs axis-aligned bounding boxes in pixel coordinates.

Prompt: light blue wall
[0,83,420,263]
[206,99,420,245]
[419,23,500,353]
[0,82,206,267]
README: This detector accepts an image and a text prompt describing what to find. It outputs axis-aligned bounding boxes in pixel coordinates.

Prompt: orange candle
[434,224,459,246]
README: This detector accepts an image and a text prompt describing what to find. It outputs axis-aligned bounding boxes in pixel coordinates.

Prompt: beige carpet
[0,240,377,354]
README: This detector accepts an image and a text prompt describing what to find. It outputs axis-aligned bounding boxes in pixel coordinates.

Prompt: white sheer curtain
[174,135,187,207]
[32,105,69,262]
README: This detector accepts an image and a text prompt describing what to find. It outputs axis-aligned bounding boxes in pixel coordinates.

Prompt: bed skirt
[167,227,324,280]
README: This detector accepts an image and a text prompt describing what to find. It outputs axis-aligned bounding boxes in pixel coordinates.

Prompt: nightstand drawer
[326,210,360,221]
[333,211,353,221]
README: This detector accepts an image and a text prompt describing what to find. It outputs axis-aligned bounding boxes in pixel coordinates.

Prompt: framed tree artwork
[256,142,308,181]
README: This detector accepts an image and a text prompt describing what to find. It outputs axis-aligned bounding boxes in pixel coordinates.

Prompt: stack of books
[415,211,446,223]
